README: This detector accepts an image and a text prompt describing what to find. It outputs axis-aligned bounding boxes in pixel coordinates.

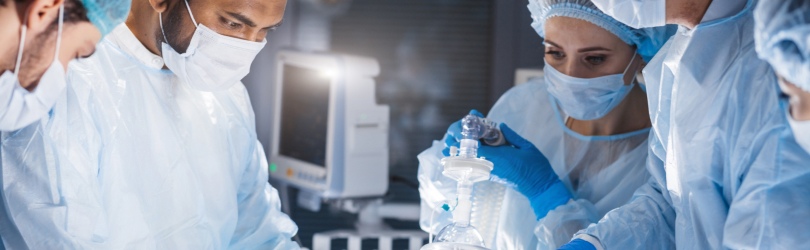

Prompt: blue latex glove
[558,239,597,250]
[442,118,571,219]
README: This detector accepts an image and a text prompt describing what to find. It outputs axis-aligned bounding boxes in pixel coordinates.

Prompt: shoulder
[499,77,548,101]
[488,77,553,121]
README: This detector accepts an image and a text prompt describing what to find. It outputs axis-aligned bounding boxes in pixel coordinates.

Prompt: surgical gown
[575,0,810,249]
[0,33,299,249]
[418,80,651,250]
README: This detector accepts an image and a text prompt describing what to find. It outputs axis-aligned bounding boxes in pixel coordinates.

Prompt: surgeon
[715,0,810,249]
[0,0,298,249]
[555,0,810,249]
[0,0,128,131]
[754,0,810,153]
[417,0,674,249]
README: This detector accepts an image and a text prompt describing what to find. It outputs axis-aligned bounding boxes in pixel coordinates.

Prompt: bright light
[319,70,337,79]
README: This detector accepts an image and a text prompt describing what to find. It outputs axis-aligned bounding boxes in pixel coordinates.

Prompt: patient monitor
[269,50,390,199]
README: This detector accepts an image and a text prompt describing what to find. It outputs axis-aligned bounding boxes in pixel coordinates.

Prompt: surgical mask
[0,4,67,131]
[545,53,639,120]
[590,0,666,29]
[159,0,267,92]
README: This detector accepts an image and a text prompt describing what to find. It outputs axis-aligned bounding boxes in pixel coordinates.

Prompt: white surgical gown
[0,25,299,249]
[418,80,651,250]
[575,0,810,249]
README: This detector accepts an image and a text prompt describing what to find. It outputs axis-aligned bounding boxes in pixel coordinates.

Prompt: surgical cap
[527,0,675,62]
[754,0,810,91]
[80,0,131,37]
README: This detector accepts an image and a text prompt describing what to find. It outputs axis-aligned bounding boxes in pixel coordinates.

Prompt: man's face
[158,0,285,54]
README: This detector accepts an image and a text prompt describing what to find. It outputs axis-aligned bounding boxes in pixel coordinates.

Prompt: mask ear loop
[159,12,168,43]
[54,3,63,62]
[13,12,29,76]
[183,0,198,26]
[159,0,197,45]
[621,50,639,85]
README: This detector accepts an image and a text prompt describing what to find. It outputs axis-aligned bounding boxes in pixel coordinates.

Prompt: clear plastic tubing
[461,114,506,247]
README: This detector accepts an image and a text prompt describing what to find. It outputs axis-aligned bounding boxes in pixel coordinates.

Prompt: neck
[566,85,651,136]
[125,0,162,57]
[666,0,713,29]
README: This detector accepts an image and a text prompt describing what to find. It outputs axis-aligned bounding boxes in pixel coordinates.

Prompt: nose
[560,59,582,78]
[239,29,265,43]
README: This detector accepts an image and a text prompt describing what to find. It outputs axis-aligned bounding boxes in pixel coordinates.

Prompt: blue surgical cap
[754,0,810,91]
[80,0,132,37]
[527,0,676,62]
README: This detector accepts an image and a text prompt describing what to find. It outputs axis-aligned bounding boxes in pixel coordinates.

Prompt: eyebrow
[226,12,257,28]
[577,46,611,53]
[544,40,611,53]
[226,12,283,30]
[543,40,561,49]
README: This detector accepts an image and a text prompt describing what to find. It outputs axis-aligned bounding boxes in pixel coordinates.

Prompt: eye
[585,55,606,65]
[220,16,242,29]
[545,50,564,59]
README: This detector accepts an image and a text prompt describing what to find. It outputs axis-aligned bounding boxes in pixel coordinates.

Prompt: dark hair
[0,0,24,7]
[1,0,88,24]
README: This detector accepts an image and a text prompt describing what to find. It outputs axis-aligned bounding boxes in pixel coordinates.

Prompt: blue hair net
[80,0,132,37]
[754,0,810,91]
[527,0,676,62]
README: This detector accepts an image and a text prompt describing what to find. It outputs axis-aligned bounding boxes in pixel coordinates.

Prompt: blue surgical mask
[544,53,639,120]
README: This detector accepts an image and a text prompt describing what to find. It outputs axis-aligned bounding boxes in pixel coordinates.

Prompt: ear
[149,0,170,13]
[25,0,65,33]
[638,60,646,72]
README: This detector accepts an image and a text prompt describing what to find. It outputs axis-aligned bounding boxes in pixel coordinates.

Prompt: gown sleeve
[228,140,300,249]
[573,133,676,250]
[0,80,109,249]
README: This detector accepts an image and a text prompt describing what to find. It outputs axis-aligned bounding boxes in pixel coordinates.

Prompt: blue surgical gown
[0,37,299,249]
[575,0,810,249]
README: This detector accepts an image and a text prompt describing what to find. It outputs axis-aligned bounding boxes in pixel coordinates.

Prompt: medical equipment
[269,50,390,201]
[421,114,501,250]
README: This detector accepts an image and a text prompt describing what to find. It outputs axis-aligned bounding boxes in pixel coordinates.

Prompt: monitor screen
[278,65,331,167]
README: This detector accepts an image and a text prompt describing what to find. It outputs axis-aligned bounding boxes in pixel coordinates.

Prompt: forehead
[544,16,624,48]
[201,0,286,25]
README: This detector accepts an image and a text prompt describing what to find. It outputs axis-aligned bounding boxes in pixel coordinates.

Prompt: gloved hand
[558,239,597,250]
[442,117,571,219]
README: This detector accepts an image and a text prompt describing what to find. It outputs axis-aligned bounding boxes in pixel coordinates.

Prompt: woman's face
[544,16,642,83]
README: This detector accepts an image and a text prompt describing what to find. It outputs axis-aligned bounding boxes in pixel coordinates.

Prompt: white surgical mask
[0,4,67,131]
[545,52,639,120]
[160,0,267,92]
[589,0,666,29]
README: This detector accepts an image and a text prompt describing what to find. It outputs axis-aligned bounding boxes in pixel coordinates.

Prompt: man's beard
[156,0,194,55]
[14,26,58,91]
